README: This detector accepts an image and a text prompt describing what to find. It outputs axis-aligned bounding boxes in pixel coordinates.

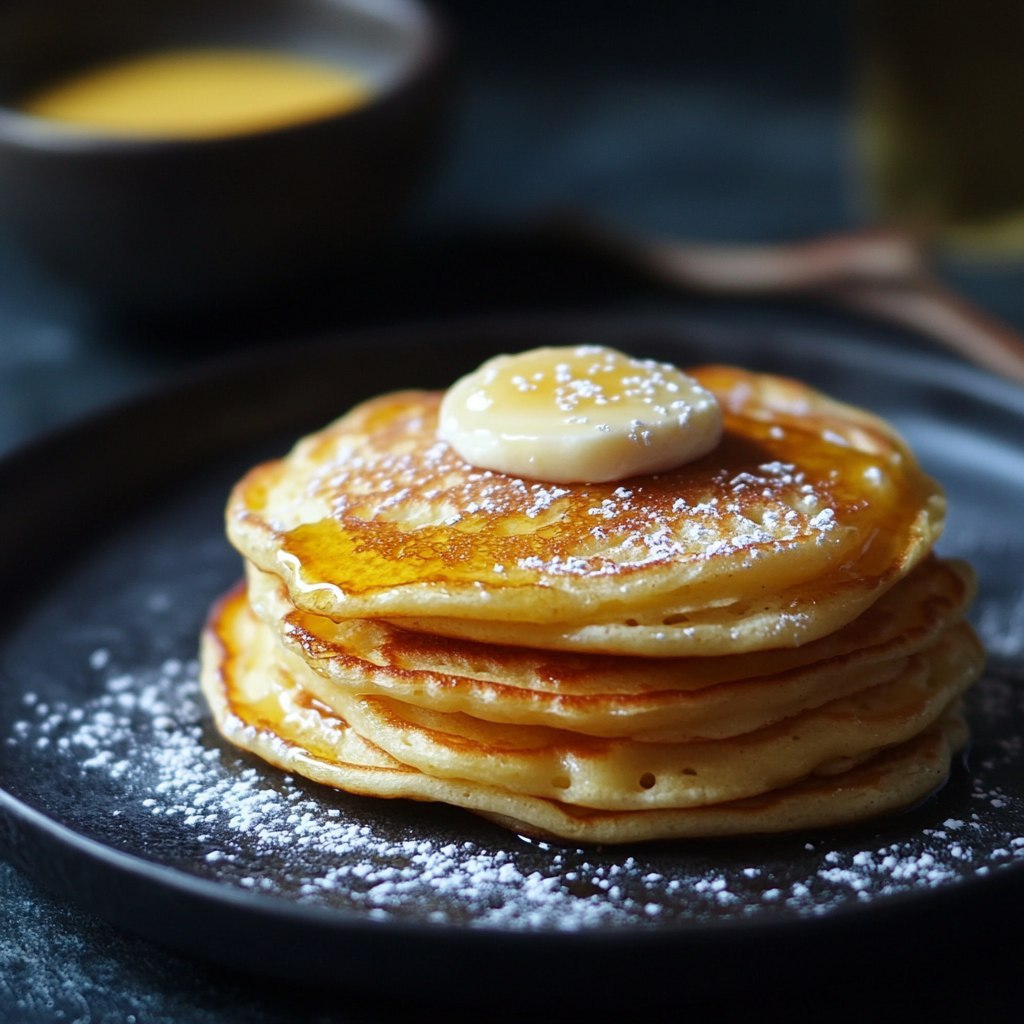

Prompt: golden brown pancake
[227,367,946,656]
[202,357,981,843]
[228,593,980,811]
[245,556,976,742]
[200,585,971,843]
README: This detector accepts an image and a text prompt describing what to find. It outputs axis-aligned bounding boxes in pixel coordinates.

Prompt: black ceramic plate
[1,315,1023,1007]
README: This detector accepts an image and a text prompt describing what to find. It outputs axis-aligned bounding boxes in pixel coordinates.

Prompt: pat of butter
[438,345,722,483]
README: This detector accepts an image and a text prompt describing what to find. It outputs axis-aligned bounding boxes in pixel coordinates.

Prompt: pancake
[227,590,980,811]
[227,366,946,656]
[246,556,976,742]
[200,584,970,843]
[202,349,982,843]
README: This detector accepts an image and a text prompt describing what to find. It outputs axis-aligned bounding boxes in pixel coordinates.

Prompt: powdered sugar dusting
[3,642,1023,933]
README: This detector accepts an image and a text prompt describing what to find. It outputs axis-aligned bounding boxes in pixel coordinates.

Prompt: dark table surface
[2,3,1023,1020]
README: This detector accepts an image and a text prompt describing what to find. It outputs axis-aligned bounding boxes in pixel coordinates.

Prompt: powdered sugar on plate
[4,631,1023,934]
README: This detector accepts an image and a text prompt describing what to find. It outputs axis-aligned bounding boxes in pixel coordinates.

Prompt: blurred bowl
[0,0,449,311]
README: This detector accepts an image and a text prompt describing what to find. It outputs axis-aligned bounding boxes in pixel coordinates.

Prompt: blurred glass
[855,1,1024,255]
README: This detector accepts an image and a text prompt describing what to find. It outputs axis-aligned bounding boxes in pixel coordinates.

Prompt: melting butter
[438,345,723,483]
[20,48,370,138]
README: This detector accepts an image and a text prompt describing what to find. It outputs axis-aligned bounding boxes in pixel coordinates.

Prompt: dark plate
[1,315,1023,1008]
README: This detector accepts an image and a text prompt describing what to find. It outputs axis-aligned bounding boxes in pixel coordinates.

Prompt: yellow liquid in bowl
[20,48,371,138]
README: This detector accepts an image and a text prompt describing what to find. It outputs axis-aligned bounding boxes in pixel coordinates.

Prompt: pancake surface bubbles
[203,350,981,844]
[227,366,946,656]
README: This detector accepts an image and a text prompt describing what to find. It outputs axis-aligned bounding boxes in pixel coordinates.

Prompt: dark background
[2,2,1023,1020]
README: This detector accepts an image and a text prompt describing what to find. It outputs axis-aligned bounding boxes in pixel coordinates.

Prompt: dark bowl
[0,0,449,311]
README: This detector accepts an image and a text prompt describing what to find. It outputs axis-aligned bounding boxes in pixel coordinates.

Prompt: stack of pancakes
[201,363,983,844]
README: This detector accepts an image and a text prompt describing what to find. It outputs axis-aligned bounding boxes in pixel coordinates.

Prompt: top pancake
[228,364,946,655]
